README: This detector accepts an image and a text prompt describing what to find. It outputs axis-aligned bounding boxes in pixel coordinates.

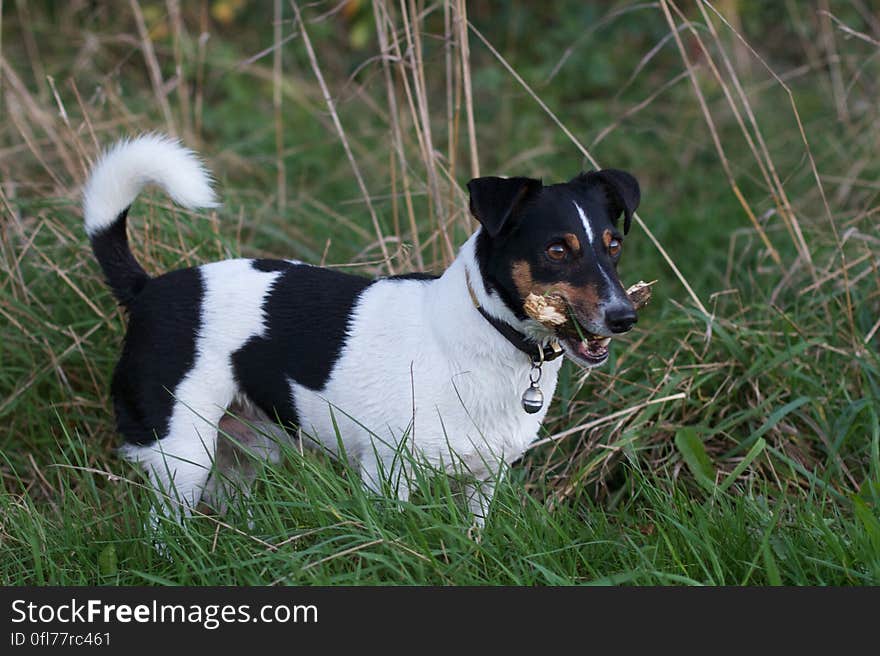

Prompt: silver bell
[521,385,544,414]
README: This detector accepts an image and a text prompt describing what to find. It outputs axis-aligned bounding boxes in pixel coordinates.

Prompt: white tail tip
[83,133,219,236]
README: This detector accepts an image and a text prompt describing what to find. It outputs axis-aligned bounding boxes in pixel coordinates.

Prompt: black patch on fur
[232,263,374,429]
[251,258,292,273]
[474,229,528,320]
[111,267,203,445]
[383,272,439,282]
[90,207,150,307]
[570,169,640,234]
[467,177,542,237]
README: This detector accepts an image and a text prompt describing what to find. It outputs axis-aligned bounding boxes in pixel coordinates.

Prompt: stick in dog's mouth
[523,281,655,362]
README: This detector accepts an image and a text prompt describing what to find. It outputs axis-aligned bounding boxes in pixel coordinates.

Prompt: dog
[83,134,640,525]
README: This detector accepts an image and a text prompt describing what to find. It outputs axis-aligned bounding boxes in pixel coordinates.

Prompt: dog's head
[469,170,640,368]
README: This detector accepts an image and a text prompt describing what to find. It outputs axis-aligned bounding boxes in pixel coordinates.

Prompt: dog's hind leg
[122,385,234,524]
[127,259,278,523]
[202,403,286,517]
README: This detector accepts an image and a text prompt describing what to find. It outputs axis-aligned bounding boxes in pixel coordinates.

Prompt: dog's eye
[608,238,622,257]
[546,243,567,261]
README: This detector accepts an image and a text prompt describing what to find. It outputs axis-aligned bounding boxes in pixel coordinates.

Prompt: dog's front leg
[464,465,506,528]
[358,456,411,506]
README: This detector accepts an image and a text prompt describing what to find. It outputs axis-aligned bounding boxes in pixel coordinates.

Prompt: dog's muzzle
[559,333,612,367]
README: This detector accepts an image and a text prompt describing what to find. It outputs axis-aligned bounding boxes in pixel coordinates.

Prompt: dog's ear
[467,176,542,238]
[571,169,640,234]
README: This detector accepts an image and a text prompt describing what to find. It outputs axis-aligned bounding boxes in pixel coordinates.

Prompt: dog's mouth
[521,292,614,367]
[552,305,612,367]
[559,333,611,366]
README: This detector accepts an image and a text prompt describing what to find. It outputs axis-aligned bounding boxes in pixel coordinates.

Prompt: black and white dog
[83,135,639,524]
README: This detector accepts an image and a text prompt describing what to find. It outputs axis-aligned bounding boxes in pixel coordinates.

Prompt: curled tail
[82,134,219,306]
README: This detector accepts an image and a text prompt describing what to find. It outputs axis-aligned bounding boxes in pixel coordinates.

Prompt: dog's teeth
[598,337,611,347]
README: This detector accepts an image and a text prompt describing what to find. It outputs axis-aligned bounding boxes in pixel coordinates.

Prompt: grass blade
[718,438,766,493]
[675,428,715,490]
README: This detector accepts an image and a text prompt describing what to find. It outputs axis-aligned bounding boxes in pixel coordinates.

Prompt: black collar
[466,272,564,365]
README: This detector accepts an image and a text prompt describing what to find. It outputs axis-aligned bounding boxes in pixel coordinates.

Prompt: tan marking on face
[603,229,613,249]
[511,260,536,299]
[511,260,601,318]
[563,233,581,253]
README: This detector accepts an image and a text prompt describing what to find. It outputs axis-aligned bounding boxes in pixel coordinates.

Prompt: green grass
[1,1,879,585]
[3,428,877,585]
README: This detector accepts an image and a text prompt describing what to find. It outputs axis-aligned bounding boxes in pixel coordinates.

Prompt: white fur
[574,201,595,246]
[83,134,218,236]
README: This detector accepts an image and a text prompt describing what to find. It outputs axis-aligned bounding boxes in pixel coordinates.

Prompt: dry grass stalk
[129,0,178,137]
[820,8,880,48]
[166,0,194,142]
[697,0,859,349]
[443,0,462,235]
[1,58,79,190]
[591,70,690,148]
[818,0,850,124]
[691,1,839,318]
[273,0,286,213]
[290,0,395,274]
[659,0,783,270]
[400,0,454,264]
[13,0,48,101]
[372,0,424,270]
[194,4,210,137]
[45,75,90,180]
[456,0,479,181]
[529,393,687,450]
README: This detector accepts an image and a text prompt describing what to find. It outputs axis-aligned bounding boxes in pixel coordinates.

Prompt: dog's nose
[605,303,638,334]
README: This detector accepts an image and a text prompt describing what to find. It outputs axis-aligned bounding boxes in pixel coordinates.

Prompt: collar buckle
[534,339,564,364]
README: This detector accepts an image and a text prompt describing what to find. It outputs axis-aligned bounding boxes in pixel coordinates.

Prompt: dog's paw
[467,520,484,544]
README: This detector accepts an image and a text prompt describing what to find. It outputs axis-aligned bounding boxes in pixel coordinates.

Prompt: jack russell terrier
[83,135,640,526]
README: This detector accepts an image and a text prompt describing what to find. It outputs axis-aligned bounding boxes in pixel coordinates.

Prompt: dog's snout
[605,303,637,334]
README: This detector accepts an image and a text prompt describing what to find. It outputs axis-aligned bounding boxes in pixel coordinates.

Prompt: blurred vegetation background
[0,1,878,583]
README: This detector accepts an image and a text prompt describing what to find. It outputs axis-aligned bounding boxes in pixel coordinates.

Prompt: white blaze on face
[572,200,616,293]
[573,201,595,247]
